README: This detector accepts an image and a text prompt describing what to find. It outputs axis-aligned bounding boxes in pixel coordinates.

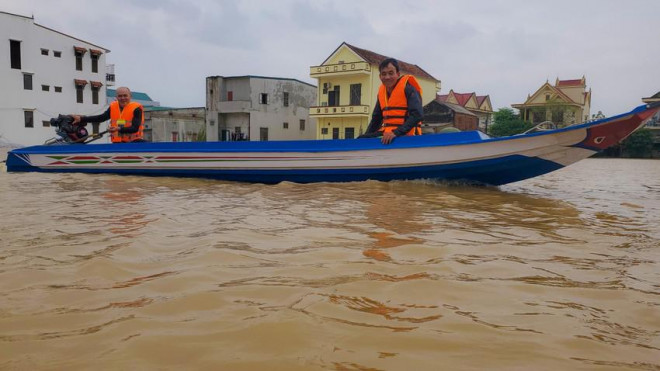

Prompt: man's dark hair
[379,58,400,72]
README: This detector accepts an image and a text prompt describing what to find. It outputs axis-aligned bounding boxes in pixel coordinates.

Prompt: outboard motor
[44,115,89,145]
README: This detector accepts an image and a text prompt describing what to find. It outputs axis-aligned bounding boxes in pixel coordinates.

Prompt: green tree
[621,128,654,158]
[488,108,533,137]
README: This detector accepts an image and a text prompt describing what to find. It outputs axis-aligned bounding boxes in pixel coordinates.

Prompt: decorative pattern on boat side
[43,154,351,166]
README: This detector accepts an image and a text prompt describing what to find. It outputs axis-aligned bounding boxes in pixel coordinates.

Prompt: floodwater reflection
[0,158,659,370]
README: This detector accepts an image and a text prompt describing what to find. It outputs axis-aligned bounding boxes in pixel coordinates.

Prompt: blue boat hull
[6,104,659,185]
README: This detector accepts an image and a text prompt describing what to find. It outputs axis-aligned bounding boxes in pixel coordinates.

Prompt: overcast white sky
[3,0,659,117]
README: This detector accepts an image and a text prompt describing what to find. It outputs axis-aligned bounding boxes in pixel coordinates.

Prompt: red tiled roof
[476,96,487,106]
[452,92,474,106]
[74,79,88,86]
[89,48,103,55]
[556,79,583,87]
[343,42,438,81]
[73,46,87,54]
[436,94,449,102]
[90,81,103,88]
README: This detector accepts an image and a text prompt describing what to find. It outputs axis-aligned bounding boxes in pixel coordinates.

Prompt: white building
[0,11,110,146]
[206,75,317,141]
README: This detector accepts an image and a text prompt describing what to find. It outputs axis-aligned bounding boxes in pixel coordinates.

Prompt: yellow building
[309,42,440,139]
[512,77,591,127]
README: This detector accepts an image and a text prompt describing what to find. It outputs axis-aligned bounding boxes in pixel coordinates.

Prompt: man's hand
[108,126,119,133]
[381,131,396,145]
[72,115,82,124]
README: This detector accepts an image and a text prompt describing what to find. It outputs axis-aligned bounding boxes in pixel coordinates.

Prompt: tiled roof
[108,88,153,102]
[452,92,474,106]
[556,79,583,87]
[476,96,487,106]
[436,94,449,102]
[343,42,438,81]
[433,101,477,116]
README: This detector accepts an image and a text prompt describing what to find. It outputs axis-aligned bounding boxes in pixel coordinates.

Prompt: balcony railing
[310,104,370,117]
[105,73,115,86]
[310,62,371,77]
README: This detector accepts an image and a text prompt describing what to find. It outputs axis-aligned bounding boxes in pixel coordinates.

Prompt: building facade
[0,11,111,146]
[436,90,493,132]
[144,107,205,143]
[512,77,591,127]
[309,42,441,140]
[205,75,317,142]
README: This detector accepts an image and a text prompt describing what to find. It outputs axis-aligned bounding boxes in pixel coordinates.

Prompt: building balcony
[106,64,115,86]
[217,100,252,112]
[105,73,115,86]
[310,105,371,118]
[310,62,372,77]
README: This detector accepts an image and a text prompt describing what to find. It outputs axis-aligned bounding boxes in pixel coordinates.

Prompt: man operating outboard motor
[44,115,106,145]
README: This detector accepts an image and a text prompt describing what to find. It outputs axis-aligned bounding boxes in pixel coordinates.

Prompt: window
[54,86,62,93]
[76,54,83,70]
[23,73,32,90]
[321,128,328,135]
[92,87,99,104]
[54,51,61,58]
[345,127,355,139]
[350,84,362,105]
[283,122,289,129]
[41,48,49,56]
[91,54,99,73]
[299,119,305,131]
[76,85,84,103]
[42,120,51,127]
[260,93,268,104]
[545,94,551,101]
[172,131,179,142]
[283,92,289,107]
[10,40,21,69]
[42,85,50,91]
[24,110,34,128]
[328,86,340,106]
[74,47,86,71]
[332,128,339,139]
[227,91,233,101]
[259,127,268,141]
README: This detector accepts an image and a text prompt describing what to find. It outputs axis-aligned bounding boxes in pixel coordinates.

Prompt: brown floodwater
[1,153,659,370]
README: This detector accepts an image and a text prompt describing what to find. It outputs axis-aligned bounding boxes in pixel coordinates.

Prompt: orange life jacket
[109,101,144,143]
[378,75,423,136]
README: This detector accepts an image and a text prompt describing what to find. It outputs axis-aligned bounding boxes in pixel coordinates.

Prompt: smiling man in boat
[72,86,145,143]
[361,58,424,145]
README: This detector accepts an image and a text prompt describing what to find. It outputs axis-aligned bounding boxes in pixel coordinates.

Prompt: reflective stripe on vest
[109,101,144,143]
[377,75,423,136]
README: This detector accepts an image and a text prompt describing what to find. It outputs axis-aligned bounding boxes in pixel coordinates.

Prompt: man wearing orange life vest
[72,86,145,143]
[363,58,424,144]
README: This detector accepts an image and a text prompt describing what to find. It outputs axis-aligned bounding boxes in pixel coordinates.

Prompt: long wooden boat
[6,104,660,185]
